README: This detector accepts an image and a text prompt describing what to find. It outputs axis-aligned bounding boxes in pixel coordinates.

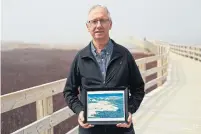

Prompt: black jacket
[63,39,145,115]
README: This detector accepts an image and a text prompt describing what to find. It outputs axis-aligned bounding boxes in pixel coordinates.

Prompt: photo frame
[84,87,128,125]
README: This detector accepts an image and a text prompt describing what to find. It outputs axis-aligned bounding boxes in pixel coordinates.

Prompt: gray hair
[88,5,112,21]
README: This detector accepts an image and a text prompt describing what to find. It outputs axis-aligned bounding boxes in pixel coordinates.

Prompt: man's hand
[116,112,132,128]
[78,111,94,128]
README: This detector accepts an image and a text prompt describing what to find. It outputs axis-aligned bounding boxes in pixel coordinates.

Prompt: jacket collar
[91,39,113,57]
[80,39,123,60]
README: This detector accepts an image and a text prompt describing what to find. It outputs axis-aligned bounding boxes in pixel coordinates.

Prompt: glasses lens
[88,19,109,27]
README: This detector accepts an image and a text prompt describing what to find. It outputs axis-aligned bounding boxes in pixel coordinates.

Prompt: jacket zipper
[90,57,105,84]
[105,56,121,85]
[90,55,121,86]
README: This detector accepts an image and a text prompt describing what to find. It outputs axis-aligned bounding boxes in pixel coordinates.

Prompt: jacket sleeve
[63,54,84,114]
[127,52,145,114]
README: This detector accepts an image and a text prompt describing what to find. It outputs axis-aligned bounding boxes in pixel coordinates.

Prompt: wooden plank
[36,96,53,134]
[1,79,66,113]
[136,55,164,66]
[145,73,167,90]
[157,57,163,86]
[66,126,79,134]
[139,63,146,83]
[50,106,75,127]
[12,115,51,134]
[36,97,53,119]
[145,55,161,63]
[144,66,162,77]
[36,100,44,119]
[136,58,146,66]
[11,106,75,134]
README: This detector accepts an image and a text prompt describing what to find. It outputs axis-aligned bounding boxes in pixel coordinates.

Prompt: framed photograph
[84,87,128,125]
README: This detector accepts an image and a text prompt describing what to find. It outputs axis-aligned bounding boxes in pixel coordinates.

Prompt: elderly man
[63,5,145,134]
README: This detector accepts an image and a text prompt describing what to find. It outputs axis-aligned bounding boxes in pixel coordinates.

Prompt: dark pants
[79,124,135,134]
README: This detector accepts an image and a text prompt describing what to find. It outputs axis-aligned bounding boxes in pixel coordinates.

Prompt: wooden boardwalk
[133,52,201,134]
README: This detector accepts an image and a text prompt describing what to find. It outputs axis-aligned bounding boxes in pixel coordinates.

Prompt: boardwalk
[133,52,201,134]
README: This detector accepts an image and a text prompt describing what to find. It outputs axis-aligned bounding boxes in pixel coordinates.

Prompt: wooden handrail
[11,107,75,134]
[170,44,201,62]
[1,45,170,134]
[1,79,66,113]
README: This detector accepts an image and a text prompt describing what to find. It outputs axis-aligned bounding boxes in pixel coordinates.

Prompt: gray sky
[2,0,201,46]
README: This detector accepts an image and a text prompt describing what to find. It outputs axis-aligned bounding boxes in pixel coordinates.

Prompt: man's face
[86,7,112,40]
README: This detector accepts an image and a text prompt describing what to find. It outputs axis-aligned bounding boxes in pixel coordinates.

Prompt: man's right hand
[78,111,94,128]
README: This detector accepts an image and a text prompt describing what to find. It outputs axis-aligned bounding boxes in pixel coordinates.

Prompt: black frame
[84,87,128,125]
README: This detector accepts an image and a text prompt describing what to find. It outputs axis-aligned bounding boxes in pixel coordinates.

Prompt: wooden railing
[1,45,169,134]
[170,44,201,62]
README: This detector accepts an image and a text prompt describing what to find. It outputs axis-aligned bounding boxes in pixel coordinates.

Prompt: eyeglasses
[87,19,110,27]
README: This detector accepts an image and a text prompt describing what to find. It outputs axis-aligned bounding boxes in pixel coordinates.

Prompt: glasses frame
[87,18,111,27]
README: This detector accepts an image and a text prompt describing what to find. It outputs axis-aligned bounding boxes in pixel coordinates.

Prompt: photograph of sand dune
[87,91,125,121]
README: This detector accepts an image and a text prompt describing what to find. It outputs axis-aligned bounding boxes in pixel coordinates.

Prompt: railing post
[194,47,197,61]
[139,63,146,84]
[36,96,53,134]
[161,46,164,75]
[163,47,168,76]
[157,45,163,87]
[199,48,201,62]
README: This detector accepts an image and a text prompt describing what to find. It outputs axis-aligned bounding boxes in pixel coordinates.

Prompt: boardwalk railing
[170,44,201,62]
[1,45,169,134]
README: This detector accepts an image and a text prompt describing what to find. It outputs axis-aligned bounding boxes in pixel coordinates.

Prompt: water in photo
[87,91,125,121]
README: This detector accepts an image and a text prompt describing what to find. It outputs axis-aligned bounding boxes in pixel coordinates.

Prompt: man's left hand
[116,112,132,128]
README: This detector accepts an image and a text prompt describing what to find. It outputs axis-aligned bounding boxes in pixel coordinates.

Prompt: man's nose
[96,21,102,27]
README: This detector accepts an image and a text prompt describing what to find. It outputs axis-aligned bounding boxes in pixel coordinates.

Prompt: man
[63,5,145,134]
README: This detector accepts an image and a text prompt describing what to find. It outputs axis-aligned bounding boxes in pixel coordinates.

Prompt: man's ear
[86,23,90,32]
[109,21,112,30]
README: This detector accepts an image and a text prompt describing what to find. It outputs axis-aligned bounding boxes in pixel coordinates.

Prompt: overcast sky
[2,0,201,46]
